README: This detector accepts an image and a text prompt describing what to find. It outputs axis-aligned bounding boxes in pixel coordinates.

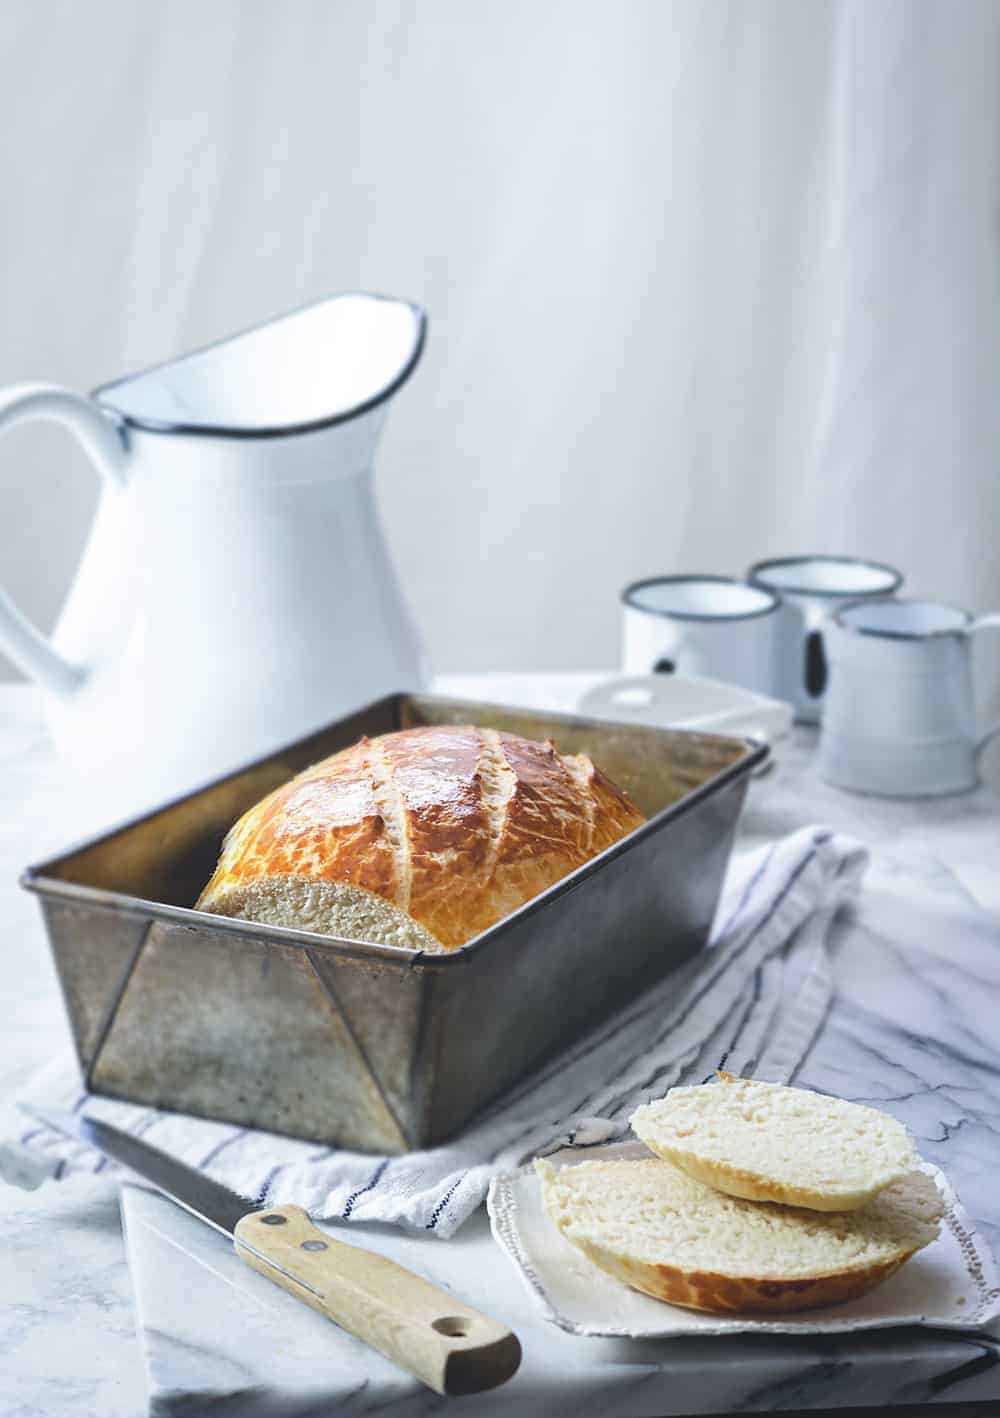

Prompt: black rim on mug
[747,555,903,599]
[621,574,781,624]
[833,597,972,642]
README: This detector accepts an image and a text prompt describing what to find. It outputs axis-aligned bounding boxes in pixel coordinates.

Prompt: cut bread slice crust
[535,1157,942,1315]
[630,1074,918,1212]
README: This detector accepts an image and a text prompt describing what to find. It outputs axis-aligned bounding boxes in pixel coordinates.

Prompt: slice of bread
[536,1156,942,1315]
[630,1074,918,1212]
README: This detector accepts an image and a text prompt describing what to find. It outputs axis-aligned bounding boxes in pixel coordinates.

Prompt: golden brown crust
[657,1152,843,1210]
[197,725,645,950]
[645,1149,887,1212]
[575,1238,913,1314]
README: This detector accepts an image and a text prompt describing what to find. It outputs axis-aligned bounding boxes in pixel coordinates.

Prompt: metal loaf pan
[22,693,766,1153]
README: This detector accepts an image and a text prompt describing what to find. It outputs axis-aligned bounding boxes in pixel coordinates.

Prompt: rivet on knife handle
[233,1204,522,1396]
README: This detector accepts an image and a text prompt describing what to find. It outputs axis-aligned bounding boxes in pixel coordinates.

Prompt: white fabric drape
[0,0,997,677]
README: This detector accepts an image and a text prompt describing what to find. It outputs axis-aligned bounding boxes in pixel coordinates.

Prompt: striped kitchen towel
[3,826,865,1238]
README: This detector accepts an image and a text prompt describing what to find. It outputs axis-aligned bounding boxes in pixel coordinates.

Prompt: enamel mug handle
[969,613,1000,755]
[0,384,127,695]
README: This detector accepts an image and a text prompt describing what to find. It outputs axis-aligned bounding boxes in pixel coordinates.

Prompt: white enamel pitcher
[0,292,429,823]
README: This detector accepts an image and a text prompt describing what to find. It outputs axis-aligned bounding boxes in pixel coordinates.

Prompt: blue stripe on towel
[255,1147,336,1209]
[342,1159,389,1218]
[427,1173,465,1230]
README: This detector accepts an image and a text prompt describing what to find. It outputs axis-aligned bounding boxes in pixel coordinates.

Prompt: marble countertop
[3,675,999,1417]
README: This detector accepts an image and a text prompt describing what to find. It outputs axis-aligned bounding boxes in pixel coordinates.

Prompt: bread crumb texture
[535,1156,942,1314]
[631,1075,918,1211]
[201,876,441,952]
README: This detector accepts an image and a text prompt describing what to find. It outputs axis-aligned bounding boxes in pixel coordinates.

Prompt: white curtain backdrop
[1,0,998,679]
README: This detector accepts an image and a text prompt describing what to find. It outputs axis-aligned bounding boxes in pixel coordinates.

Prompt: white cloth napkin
[3,826,865,1238]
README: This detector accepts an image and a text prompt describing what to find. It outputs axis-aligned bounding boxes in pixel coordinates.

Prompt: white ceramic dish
[487,1141,1000,1339]
[577,674,793,764]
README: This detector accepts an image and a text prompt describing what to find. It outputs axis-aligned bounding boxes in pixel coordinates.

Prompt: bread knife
[22,1106,521,1396]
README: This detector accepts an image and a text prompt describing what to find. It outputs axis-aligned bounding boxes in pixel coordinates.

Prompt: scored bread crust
[197,724,645,952]
[630,1073,918,1212]
[536,1157,942,1316]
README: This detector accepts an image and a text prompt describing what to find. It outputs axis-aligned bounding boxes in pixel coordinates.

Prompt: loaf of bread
[197,724,645,952]
[630,1074,918,1212]
[535,1156,942,1315]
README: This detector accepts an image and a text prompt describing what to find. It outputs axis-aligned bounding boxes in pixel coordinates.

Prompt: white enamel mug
[621,576,782,696]
[748,556,903,722]
[819,599,1000,797]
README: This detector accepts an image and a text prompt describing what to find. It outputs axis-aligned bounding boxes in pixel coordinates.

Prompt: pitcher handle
[0,384,127,695]
[969,613,1000,755]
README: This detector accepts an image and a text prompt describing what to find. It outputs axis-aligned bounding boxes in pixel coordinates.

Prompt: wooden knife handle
[233,1204,521,1396]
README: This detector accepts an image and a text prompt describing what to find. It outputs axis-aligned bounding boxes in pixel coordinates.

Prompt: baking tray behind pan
[22,693,766,1152]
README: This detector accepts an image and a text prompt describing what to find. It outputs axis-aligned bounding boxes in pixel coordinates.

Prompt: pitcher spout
[92,292,427,441]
